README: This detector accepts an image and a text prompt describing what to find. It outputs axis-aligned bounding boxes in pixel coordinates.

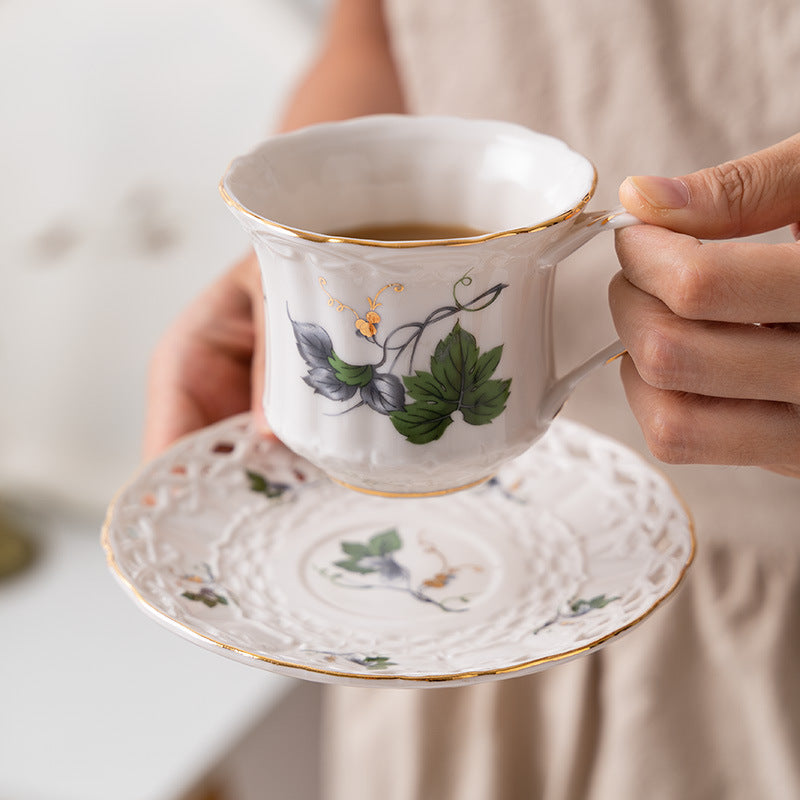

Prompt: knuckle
[635,326,685,390]
[707,158,765,236]
[667,258,713,319]
[642,401,692,464]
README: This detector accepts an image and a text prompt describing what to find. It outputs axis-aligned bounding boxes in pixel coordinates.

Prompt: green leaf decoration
[472,345,504,386]
[367,528,402,556]
[430,322,479,395]
[340,541,371,559]
[334,558,378,574]
[569,594,620,614]
[389,404,455,444]
[587,594,621,609]
[246,470,289,498]
[334,529,403,573]
[181,590,228,608]
[361,655,396,670]
[247,470,268,493]
[460,379,511,426]
[401,372,460,416]
[327,352,374,387]
[389,321,510,444]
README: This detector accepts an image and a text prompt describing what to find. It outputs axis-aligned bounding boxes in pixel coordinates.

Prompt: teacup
[221,115,636,496]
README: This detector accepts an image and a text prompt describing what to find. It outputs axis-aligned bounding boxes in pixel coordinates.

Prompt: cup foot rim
[329,474,494,498]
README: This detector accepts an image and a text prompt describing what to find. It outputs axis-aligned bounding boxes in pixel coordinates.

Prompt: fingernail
[626,175,689,209]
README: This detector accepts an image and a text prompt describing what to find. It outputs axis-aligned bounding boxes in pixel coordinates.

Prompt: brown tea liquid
[329,222,487,241]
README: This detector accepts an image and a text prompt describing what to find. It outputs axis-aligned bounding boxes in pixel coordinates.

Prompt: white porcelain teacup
[221,115,636,496]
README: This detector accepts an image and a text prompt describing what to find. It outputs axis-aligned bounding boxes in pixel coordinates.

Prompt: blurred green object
[0,503,36,578]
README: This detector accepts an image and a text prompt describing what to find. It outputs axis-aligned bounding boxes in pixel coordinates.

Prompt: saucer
[103,414,694,687]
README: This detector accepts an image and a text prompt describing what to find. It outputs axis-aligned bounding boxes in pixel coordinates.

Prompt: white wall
[0,0,321,509]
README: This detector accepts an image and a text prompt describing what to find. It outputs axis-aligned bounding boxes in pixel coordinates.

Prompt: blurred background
[0,0,323,508]
[0,1,327,798]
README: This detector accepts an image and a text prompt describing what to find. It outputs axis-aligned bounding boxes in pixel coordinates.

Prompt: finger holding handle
[610,133,800,474]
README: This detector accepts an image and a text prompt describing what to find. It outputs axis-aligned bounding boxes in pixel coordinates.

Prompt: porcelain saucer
[102,414,694,687]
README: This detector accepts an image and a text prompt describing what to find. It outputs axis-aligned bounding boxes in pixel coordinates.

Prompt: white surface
[0,0,319,510]
[0,505,294,800]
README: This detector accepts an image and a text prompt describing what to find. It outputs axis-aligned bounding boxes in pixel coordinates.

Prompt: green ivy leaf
[389,321,511,444]
[569,594,620,614]
[361,656,395,670]
[246,470,268,493]
[340,541,371,559]
[587,594,620,609]
[334,558,377,574]
[430,322,479,396]
[334,530,402,573]
[327,352,374,387]
[390,404,454,444]
[461,378,511,425]
[472,345,504,385]
[246,470,289,498]
[367,528,402,556]
[181,590,228,608]
[402,371,457,410]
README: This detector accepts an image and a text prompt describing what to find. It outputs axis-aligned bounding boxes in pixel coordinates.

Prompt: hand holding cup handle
[610,133,800,475]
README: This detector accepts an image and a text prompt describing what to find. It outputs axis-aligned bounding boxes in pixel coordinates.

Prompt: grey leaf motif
[303,367,358,401]
[289,315,334,369]
[357,555,409,582]
[360,373,406,415]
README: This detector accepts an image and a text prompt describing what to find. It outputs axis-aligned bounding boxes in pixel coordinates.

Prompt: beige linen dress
[322,3,800,798]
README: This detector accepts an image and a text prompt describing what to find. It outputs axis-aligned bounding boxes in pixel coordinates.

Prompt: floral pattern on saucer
[315,527,487,614]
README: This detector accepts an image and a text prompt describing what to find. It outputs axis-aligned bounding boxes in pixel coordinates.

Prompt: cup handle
[540,206,639,420]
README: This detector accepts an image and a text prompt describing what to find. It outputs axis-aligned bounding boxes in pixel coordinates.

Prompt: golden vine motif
[318,277,404,338]
[419,536,483,589]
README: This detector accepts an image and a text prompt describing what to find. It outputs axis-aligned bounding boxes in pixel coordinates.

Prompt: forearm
[278,0,405,132]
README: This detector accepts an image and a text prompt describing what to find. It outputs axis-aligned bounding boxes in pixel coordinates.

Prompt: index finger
[615,224,800,323]
[618,134,800,239]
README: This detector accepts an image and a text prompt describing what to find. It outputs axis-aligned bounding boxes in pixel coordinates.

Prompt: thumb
[619,133,800,239]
